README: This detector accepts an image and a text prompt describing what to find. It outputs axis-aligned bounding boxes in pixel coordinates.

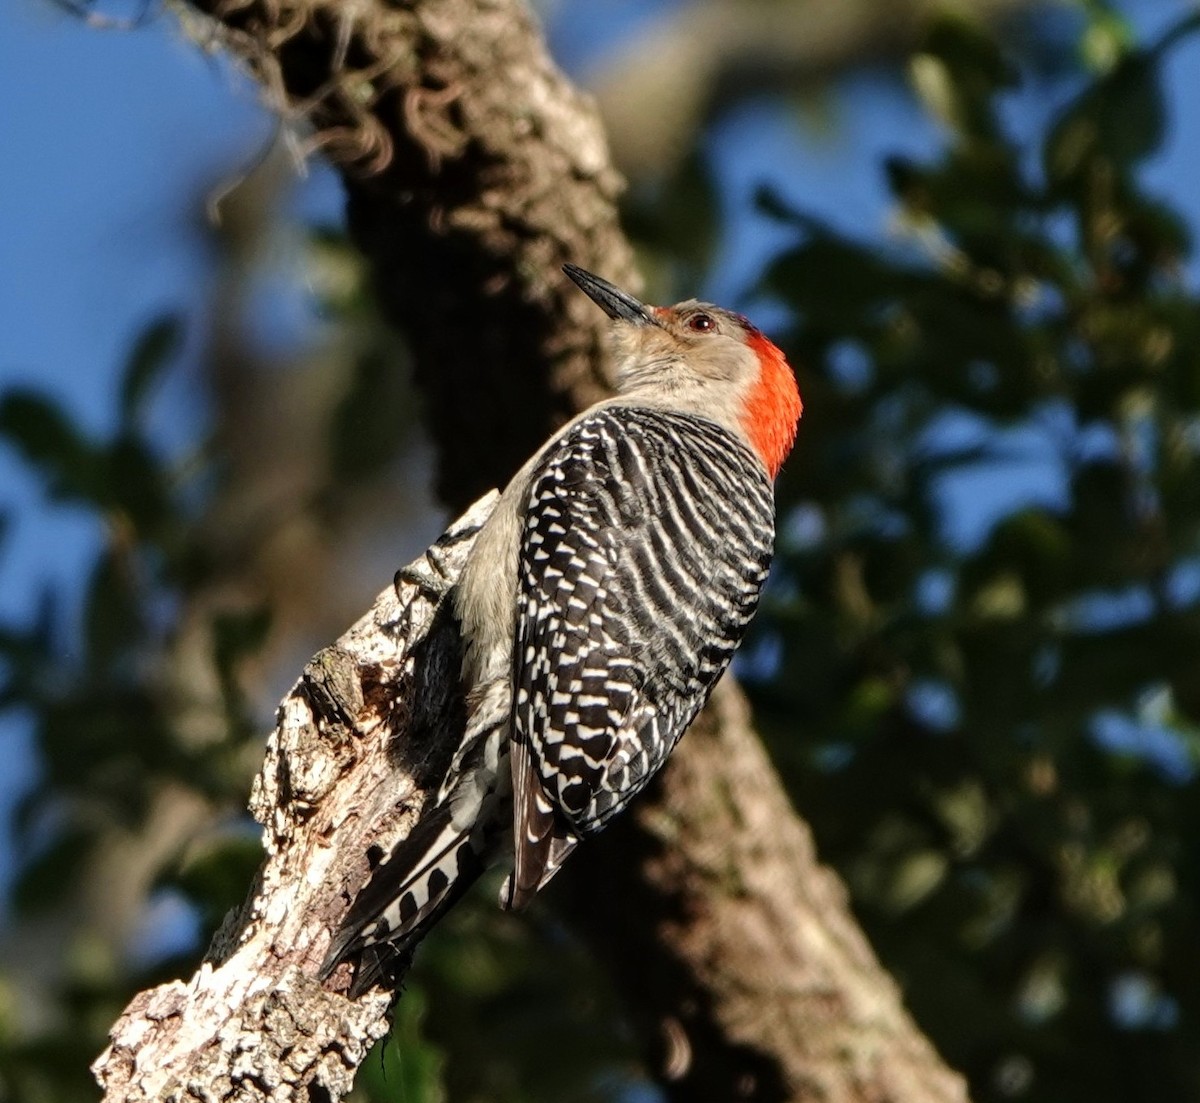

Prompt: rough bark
[191,0,637,506]
[559,681,966,1101]
[97,0,973,1099]
[92,495,494,1101]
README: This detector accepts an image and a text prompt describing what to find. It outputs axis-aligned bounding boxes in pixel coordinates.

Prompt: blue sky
[1,0,1198,905]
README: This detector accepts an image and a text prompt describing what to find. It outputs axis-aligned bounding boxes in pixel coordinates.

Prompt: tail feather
[505,738,580,910]
[323,718,511,995]
[320,803,486,992]
[338,942,409,999]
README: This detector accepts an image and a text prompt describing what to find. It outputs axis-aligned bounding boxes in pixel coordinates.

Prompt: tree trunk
[96,0,972,1098]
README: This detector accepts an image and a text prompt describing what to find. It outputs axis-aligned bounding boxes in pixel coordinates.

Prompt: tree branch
[588,0,1043,175]
[98,0,973,1098]
[92,496,494,1101]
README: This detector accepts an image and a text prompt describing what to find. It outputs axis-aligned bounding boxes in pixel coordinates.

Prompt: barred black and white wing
[508,406,776,906]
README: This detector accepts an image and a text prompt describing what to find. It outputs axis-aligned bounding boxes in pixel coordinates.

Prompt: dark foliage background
[2,2,1199,1101]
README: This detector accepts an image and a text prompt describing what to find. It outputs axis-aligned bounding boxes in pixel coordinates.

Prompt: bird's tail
[320,800,489,997]
[321,700,512,996]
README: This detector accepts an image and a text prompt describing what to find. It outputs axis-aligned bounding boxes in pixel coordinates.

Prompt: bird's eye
[688,313,716,333]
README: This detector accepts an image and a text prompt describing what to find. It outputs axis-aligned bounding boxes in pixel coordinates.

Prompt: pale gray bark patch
[92,495,497,1103]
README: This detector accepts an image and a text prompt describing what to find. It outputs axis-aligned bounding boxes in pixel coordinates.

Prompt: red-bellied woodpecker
[321,265,802,994]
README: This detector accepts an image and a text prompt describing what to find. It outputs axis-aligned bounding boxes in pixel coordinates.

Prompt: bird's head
[564,264,802,479]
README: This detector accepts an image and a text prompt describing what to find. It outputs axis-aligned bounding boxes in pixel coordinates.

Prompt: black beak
[563,264,657,326]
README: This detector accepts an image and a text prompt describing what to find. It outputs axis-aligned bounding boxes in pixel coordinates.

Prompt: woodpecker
[321,265,802,994]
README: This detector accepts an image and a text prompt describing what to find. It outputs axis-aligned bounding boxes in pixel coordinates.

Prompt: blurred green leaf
[0,390,105,505]
[622,149,720,287]
[914,15,1017,137]
[1045,53,1165,188]
[212,606,271,682]
[107,434,172,536]
[1046,14,1200,197]
[1079,3,1136,73]
[120,315,183,426]
[211,605,272,744]
[83,549,143,671]
[328,348,410,484]
[12,827,93,915]
[361,988,447,1103]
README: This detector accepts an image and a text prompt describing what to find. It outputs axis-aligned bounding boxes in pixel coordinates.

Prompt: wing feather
[509,407,774,894]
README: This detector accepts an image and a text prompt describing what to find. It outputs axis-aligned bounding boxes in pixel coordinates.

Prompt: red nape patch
[741,332,802,479]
